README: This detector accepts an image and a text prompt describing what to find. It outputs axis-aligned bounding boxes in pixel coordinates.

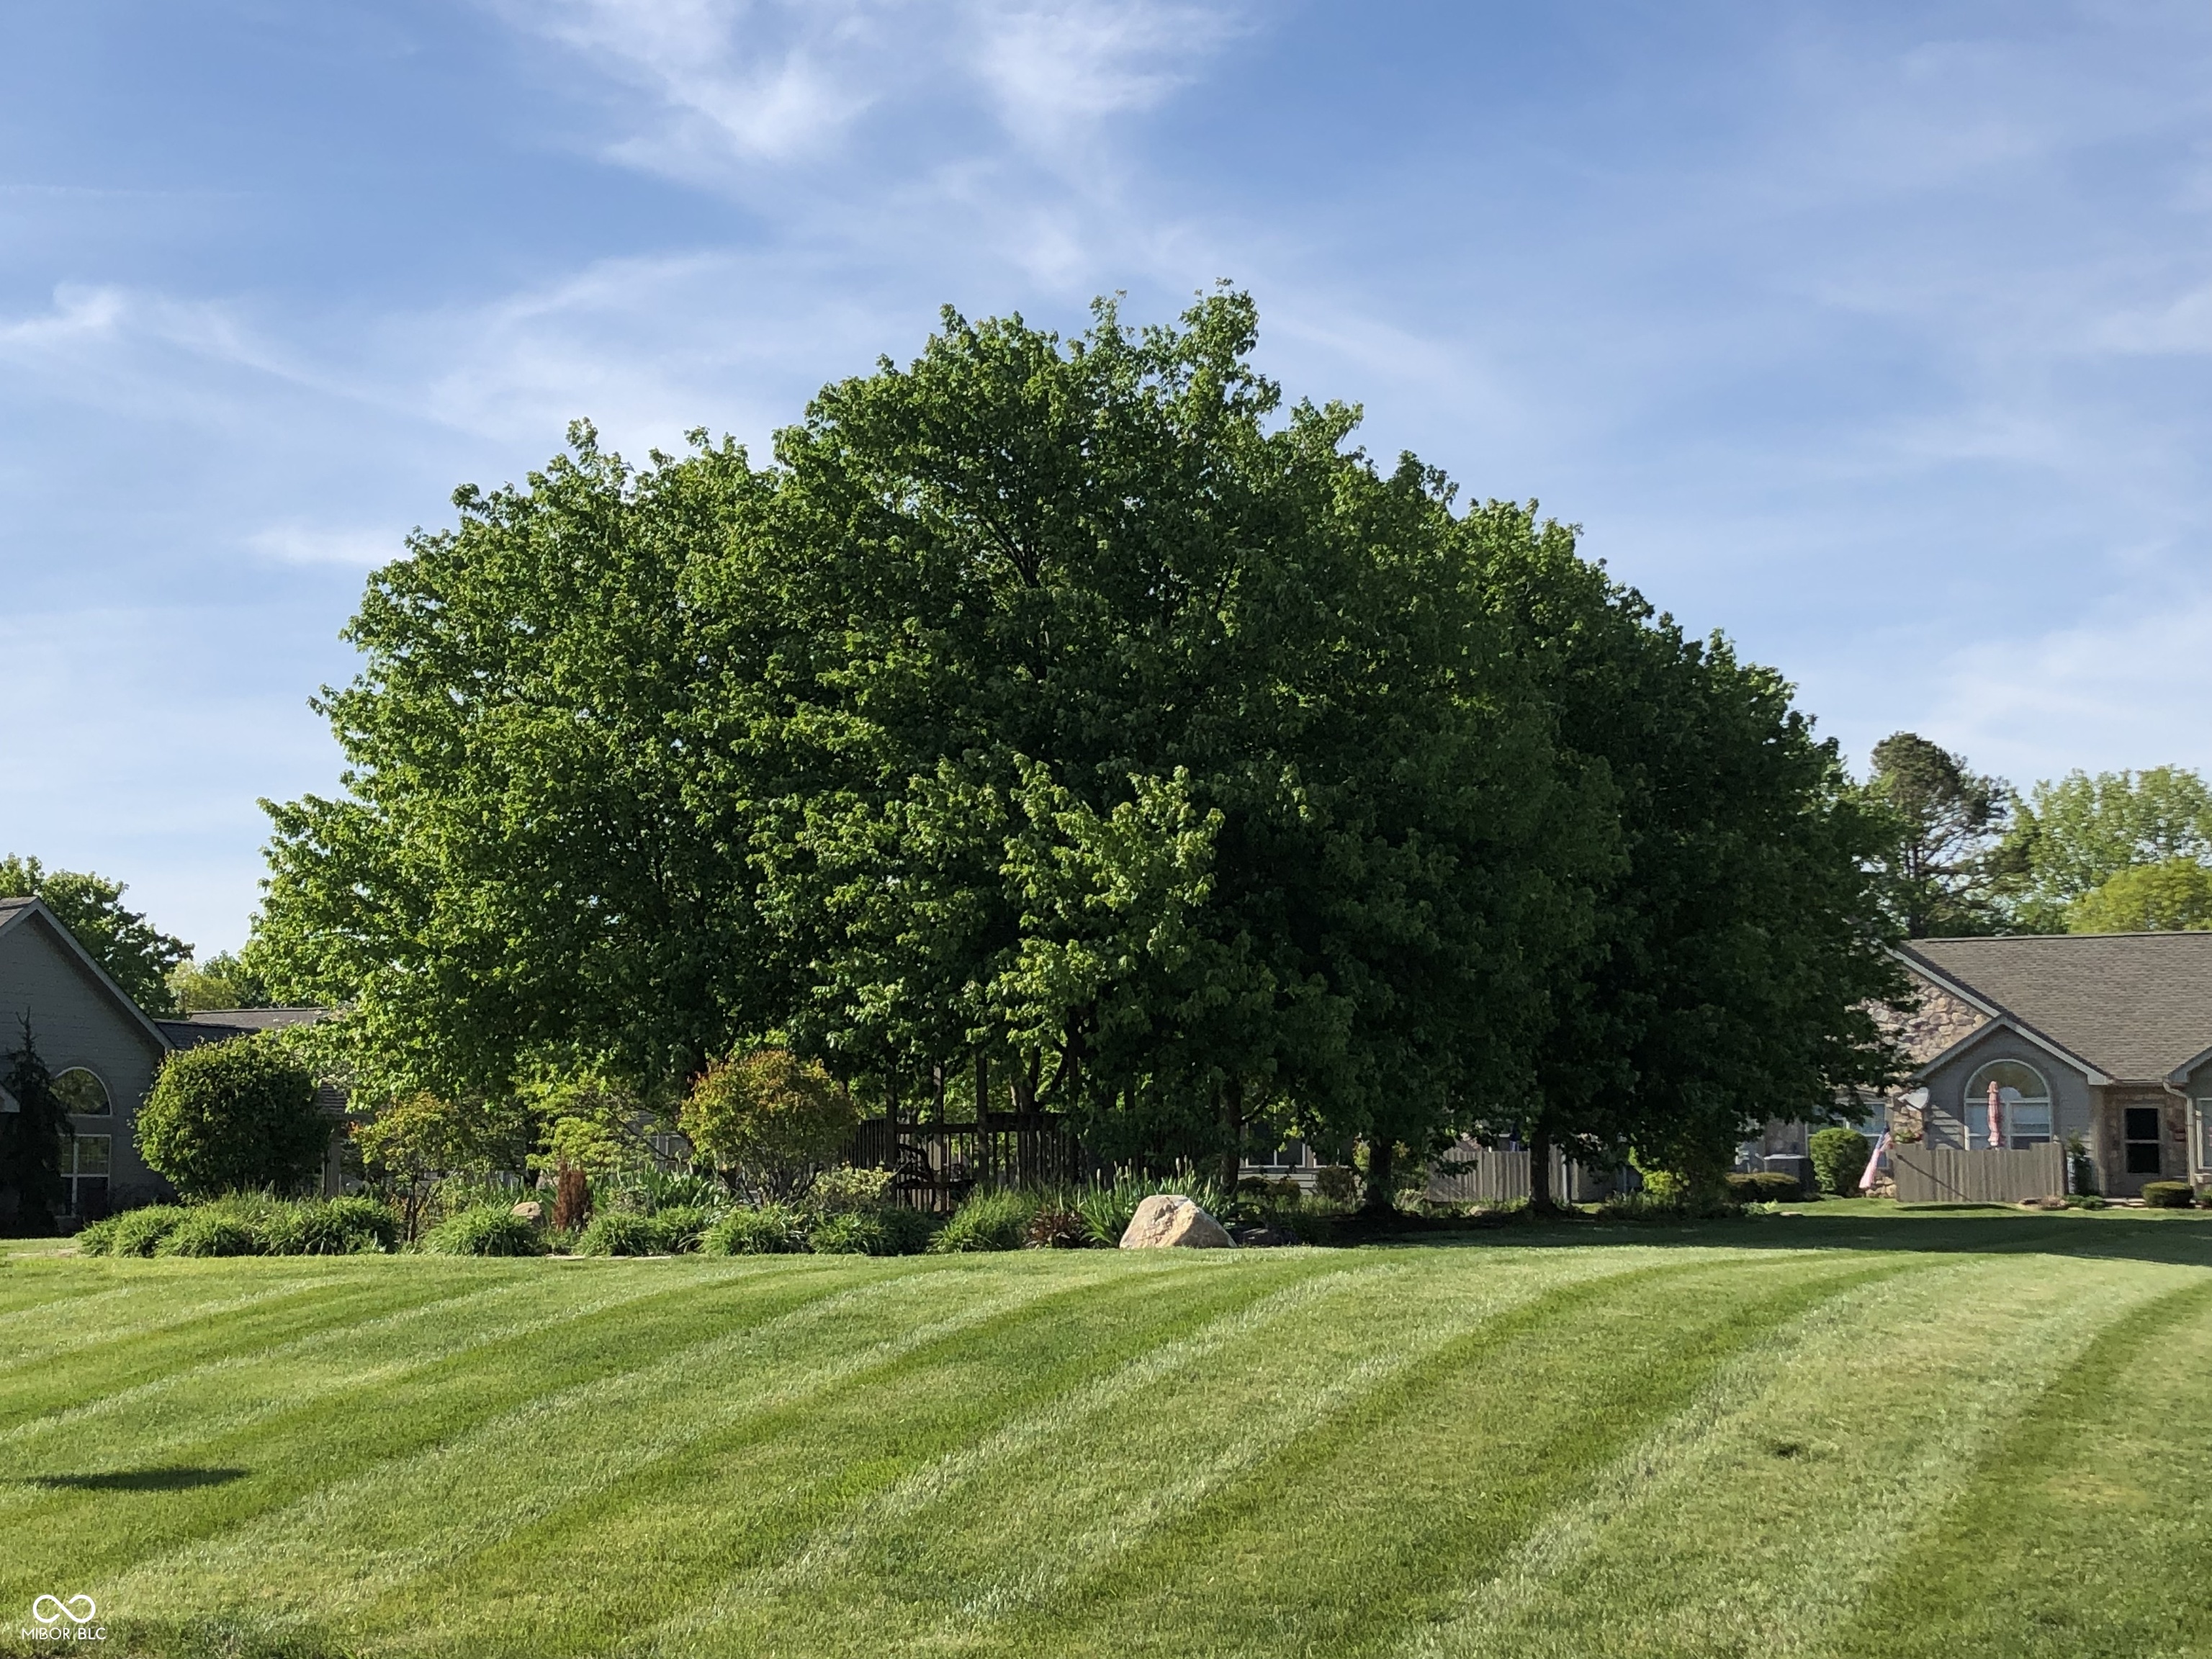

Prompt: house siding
[1917,1023,2095,1166]
[0,912,171,1210]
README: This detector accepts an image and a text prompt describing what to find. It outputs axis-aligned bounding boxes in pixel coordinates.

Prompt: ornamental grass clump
[930,1188,1038,1253]
[97,1205,190,1256]
[809,1205,935,1255]
[154,1210,264,1257]
[701,1204,806,1255]
[418,1203,546,1256]
[577,1212,665,1256]
[650,1204,715,1253]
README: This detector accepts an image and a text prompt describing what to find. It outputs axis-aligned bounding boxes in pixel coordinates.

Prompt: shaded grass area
[3,1213,2211,1657]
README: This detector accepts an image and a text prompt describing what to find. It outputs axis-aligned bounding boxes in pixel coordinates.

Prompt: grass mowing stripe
[1404,1251,2191,1659]
[0,1274,464,1426]
[648,1248,1797,1658]
[0,1262,783,1488]
[341,1253,1345,1657]
[0,1261,876,1606]
[93,1258,1133,1645]
[989,1251,1912,1659]
[0,1272,359,1372]
[1827,1274,2212,1659]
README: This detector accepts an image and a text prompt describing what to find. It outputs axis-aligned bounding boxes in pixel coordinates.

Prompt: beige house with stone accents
[1873,933,2212,1199]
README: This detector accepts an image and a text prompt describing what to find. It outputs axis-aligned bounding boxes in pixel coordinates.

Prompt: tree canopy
[1,855,190,1016]
[1858,734,2020,938]
[2005,767,2212,932]
[253,292,1903,1195]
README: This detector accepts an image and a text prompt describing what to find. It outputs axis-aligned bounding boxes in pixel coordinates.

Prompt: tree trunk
[1527,1120,1563,1216]
[1218,1078,1244,1194]
[1361,1136,1397,1214]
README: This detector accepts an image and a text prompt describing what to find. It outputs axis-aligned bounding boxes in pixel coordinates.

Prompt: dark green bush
[701,1204,806,1254]
[418,1204,545,1256]
[2141,1180,2195,1208]
[155,1212,263,1257]
[1809,1127,1872,1197]
[930,1189,1038,1253]
[136,1037,328,1200]
[1725,1171,1803,1203]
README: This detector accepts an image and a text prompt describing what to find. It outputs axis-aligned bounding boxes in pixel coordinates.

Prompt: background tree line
[1858,734,2212,937]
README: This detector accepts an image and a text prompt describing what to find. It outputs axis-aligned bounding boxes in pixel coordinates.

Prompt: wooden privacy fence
[848,1114,1097,1211]
[1422,1143,1627,1206]
[1892,1141,2066,1204]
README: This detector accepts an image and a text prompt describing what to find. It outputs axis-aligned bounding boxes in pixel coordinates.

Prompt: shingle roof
[1902,932,2212,1082]
[155,1007,330,1050]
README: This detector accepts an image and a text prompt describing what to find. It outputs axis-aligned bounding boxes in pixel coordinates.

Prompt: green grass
[6,1210,2212,1657]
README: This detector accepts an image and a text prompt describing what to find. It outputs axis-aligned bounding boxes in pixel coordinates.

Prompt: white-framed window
[1963,1060,2053,1148]
[2195,1100,2212,1172]
[62,1134,110,1216]
[51,1068,111,1118]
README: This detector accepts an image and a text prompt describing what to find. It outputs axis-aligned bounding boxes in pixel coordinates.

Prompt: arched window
[51,1069,111,1117]
[1964,1059,2052,1148]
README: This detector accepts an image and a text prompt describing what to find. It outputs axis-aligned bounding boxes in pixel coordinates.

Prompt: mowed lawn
[6,1213,2212,1658]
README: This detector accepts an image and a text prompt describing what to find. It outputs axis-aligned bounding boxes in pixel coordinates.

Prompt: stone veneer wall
[1882,973,1990,1067]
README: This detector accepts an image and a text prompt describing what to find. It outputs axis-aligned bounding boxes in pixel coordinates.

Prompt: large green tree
[0,855,190,1016]
[254,291,1897,1199]
[1464,514,1907,1200]
[253,294,1617,1194]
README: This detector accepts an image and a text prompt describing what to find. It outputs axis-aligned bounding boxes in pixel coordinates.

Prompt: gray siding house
[0,896,176,1217]
[1881,933,2212,1199]
[0,896,336,1223]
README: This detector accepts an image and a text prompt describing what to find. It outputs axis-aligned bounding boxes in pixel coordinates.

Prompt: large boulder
[1119,1194,1235,1249]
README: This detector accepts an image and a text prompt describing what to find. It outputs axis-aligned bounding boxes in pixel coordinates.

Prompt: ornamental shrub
[1808,1127,1871,1197]
[680,1048,856,1200]
[136,1037,328,1200]
[806,1166,896,1213]
[1725,1171,1803,1203]
[701,1204,806,1254]
[155,1211,263,1256]
[418,1203,545,1256]
[929,1188,1037,1253]
[2141,1180,2195,1208]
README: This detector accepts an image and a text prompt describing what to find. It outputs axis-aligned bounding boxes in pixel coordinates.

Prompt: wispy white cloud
[246,523,401,568]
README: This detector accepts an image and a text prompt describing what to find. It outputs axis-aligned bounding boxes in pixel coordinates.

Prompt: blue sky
[6,1,2212,954]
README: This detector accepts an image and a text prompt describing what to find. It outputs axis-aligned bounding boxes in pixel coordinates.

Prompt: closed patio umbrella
[1986,1079,2003,1149]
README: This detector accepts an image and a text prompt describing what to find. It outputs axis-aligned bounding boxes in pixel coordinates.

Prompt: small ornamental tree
[1,1019,70,1235]
[137,1037,328,1199]
[353,1092,521,1241]
[680,1048,855,1200]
